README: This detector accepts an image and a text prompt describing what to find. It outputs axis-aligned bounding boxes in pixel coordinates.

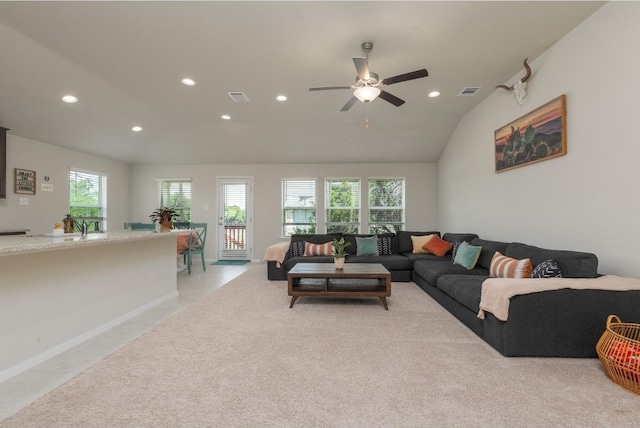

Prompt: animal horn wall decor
[496,58,532,106]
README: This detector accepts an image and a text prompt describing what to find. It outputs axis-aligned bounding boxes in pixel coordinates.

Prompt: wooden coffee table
[287,263,392,310]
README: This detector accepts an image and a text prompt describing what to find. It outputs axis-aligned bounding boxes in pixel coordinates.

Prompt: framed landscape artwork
[494,94,566,173]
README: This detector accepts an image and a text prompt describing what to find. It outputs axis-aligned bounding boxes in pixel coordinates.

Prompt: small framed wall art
[15,168,36,195]
[494,94,567,173]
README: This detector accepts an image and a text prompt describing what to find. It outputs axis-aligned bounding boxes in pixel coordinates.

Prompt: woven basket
[596,315,640,395]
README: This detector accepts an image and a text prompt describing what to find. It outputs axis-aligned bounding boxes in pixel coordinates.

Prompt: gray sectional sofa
[266,231,640,357]
[267,231,439,282]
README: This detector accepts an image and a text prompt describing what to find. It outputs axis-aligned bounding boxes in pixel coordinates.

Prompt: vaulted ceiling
[0,1,604,165]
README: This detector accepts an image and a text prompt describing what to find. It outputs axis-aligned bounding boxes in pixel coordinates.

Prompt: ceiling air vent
[458,87,482,97]
[228,92,250,102]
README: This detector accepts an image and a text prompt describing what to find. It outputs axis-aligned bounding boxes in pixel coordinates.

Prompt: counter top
[0,230,179,257]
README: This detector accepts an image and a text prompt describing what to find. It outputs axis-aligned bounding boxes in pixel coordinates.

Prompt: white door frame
[217,177,253,261]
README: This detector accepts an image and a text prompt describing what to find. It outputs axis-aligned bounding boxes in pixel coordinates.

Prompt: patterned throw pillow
[453,241,482,269]
[304,241,333,256]
[377,236,393,256]
[410,234,434,254]
[490,252,533,278]
[530,259,563,278]
[451,241,463,263]
[421,234,453,257]
[290,240,306,258]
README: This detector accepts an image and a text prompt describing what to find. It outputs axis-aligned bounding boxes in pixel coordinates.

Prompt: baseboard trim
[0,290,179,384]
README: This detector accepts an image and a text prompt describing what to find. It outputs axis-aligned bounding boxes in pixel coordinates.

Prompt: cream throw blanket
[478,275,640,322]
[263,241,291,267]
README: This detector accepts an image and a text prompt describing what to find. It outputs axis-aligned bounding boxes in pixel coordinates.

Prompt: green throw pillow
[453,241,482,269]
[356,236,379,256]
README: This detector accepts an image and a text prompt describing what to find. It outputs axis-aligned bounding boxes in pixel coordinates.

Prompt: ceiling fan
[309,42,429,111]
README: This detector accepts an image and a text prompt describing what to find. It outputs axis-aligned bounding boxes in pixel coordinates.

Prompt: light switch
[19,197,29,205]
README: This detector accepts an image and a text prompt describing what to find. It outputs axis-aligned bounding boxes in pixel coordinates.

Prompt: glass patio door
[217,177,253,261]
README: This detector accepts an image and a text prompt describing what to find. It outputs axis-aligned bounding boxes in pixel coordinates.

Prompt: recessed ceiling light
[132,126,143,132]
[221,115,231,120]
[276,95,287,102]
[428,91,441,98]
[181,78,196,86]
[62,95,78,103]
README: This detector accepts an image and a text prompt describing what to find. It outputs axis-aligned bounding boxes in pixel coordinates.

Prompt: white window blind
[160,180,192,222]
[69,169,106,232]
[325,178,360,234]
[282,179,316,236]
[368,178,405,234]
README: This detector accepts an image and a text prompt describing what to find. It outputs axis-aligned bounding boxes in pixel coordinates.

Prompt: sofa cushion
[436,275,487,313]
[442,233,479,244]
[422,234,453,257]
[396,231,440,254]
[489,252,533,278]
[304,242,333,256]
[470,238,509,270]
[404,252,450,265]
[356,236,379,256]
[505,242,598,278]
[530,259,563,278]
[291,233,340,244]
[413,259,489,286]
[453,241,482,269]
[346,254,411,271]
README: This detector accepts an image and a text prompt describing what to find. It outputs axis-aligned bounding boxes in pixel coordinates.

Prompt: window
[282,179,316,236]
[69,169,107,232]
[369,178,405,234]
[325,178,360,233]
[160,180,191,222]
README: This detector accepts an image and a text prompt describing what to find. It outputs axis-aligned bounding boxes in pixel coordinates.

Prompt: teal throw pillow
[453,241,482,269]
[356,236,379,256]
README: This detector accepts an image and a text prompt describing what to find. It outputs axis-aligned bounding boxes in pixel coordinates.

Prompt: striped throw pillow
[490,252,533,278]
[304,242,334,256]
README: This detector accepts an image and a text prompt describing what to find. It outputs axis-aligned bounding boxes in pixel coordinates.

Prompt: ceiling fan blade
[353,57,370,80]
[309,86,352,91]
[381,69,429,86]
[340,96,358,112]
[379,90,405,107]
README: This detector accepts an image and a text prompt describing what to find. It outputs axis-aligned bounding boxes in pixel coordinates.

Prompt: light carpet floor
[1,264,639,427]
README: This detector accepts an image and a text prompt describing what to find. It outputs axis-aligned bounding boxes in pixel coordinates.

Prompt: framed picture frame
[494,94,567,173]
[14,168,36,195]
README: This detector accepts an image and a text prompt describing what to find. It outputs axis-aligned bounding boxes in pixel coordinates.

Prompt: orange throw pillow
[422,235,453,257]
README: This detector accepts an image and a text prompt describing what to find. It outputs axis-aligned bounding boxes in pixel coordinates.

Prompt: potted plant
[149,207,178,231]
[332,237,351,270]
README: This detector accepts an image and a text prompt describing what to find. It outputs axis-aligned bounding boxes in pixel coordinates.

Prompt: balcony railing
[225,225,246,250]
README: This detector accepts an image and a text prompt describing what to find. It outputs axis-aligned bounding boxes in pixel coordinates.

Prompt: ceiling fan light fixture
[354,86,381,103]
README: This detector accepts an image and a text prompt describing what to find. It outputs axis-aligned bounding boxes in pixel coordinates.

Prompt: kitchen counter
[0,230,177,257]
[0,230,179,383]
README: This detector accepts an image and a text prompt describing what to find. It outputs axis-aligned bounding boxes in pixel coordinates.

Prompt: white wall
[0,134,131,234]
[131,163,437,262]
[437,2,640,278]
